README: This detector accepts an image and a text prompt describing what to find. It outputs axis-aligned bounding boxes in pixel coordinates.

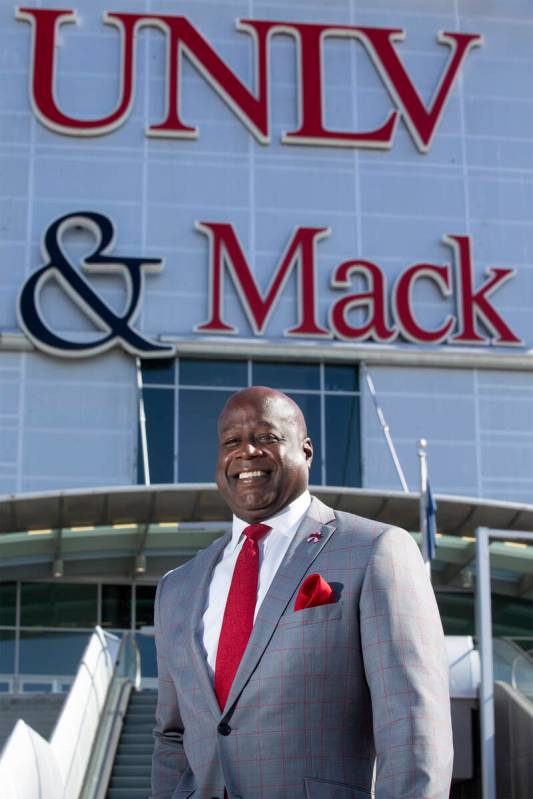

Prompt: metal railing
[476,527,533,799]
[80,633,141,799]
[0,626,140,799]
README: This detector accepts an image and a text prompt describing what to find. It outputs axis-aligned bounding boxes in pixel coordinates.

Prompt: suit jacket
[151,497,453,799]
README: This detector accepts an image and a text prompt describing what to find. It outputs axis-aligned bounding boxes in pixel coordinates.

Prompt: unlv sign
[17,212,522,360]
[17,7,482,151]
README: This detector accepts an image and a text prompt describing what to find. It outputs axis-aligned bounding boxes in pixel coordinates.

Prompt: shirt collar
[230,489,312,552]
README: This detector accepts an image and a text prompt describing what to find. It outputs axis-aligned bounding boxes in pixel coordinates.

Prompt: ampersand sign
[17,211,175,358]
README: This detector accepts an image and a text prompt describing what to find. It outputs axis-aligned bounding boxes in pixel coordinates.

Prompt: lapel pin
[306,531,322,543]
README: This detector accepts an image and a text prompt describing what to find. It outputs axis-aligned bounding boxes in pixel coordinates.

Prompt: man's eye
[258,434,277,443]
[224,438,239,447]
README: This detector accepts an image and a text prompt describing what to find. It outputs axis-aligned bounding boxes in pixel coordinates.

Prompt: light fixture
[135,553,146,574]
[53,557,64,578]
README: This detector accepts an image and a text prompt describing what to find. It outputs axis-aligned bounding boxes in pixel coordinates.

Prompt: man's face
[216,390,313,523]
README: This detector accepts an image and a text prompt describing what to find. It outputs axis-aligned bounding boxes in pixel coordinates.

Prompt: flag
[425,480,437,561]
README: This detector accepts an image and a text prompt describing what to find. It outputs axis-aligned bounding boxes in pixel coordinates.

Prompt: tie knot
[243,523,271,543]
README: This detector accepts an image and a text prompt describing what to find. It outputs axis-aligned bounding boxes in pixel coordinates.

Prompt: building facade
[1,0,533,689]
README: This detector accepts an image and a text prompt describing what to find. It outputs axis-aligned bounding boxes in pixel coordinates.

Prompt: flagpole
[418,438,431,579]
[136,356,151,486]
[362,363,409,493]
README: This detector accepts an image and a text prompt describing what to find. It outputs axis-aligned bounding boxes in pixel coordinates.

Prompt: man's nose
[237,439,261,458]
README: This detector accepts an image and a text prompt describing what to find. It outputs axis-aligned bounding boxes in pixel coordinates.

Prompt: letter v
[359,28,482,152]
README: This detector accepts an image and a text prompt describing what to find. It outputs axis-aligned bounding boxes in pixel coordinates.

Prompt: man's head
[216,386,313,523]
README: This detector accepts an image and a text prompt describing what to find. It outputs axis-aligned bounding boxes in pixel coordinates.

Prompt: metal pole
[475,526,496,799]
[417,438,431,580]
[361,363,409,493]
[136,357,151,486]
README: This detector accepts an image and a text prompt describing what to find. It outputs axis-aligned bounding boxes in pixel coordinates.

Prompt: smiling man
[151,386,453,799]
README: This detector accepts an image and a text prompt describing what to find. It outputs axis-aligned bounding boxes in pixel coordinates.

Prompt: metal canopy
[2,484,533,536]
[1,486,533,589]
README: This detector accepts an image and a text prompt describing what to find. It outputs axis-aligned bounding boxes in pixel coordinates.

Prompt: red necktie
[214,523,271,711]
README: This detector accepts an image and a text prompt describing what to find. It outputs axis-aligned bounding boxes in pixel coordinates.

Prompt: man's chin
[225,488,279,520]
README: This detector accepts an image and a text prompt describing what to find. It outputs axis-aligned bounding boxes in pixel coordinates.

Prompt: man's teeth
[238,470,266,479]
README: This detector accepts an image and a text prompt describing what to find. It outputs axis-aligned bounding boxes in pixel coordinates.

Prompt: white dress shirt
[201,489,311,678]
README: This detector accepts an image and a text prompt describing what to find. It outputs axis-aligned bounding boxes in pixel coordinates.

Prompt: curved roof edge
[1,484,533,537]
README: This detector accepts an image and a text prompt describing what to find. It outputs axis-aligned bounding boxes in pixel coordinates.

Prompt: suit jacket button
[217,721,231,735]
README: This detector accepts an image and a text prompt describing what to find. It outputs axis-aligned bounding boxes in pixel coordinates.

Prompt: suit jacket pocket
[304,776,373,799]
[293,600,343,622]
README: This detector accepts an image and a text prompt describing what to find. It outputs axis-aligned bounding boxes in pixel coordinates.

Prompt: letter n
[195,223,330,337]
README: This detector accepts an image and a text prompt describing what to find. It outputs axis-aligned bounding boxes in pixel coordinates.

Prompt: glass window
[436,592,533,640]
[144,387,175,484]
[252,361,320,390]
[0,582,16,626]
[325,364,359,392]
[492,595,533,640]
[435,593,475,636]
[19,631,89,675]
[136,585,157,629]
[180,359,247,388]
[178,389,233,482]
[20,583,97,628]
[0,630,15,673]
[139,359,362,489]
[287,393,321,485]
[141,358,175,386]
[325,395,361,487]
[102,585,131,629]
[135,632,157,677]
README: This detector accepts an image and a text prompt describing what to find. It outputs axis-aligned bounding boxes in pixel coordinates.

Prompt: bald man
[151,387,453,799]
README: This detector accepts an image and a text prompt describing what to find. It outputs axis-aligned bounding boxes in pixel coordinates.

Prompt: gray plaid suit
[151,497,453,799]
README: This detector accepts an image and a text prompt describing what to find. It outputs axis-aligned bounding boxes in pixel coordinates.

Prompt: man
[152,386,453,799]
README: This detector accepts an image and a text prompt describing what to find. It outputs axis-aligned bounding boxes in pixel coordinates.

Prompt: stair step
[112,764,152,777]
[129,705,156,719]
[113,757,152,769]
[123,720,153,729]
[115,744,153,756]
[130,693,157,702]
[110,773,151,785]
[116,734,152,744]
[104,691,159,798]
[121,730,153,739]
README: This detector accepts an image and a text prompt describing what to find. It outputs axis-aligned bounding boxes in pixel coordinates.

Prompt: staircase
[0,693,66,753]
[106,688,157,798]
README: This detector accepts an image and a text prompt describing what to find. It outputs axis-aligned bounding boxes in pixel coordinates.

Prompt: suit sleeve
[151,574,190,799]
[360,526,453,799]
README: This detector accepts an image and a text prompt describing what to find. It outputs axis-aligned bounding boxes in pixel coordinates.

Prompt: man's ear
[303,437,313,469]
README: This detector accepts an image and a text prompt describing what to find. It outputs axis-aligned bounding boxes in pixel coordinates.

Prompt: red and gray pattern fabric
[151,497,453,799]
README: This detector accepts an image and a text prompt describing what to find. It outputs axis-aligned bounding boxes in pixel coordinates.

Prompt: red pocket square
[294,573,335,611]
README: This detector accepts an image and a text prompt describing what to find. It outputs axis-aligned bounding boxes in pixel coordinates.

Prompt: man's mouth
[234,469,270,481]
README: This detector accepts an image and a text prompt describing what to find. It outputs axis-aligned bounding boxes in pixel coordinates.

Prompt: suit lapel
[187,531,231,720]
[222,497,336,716]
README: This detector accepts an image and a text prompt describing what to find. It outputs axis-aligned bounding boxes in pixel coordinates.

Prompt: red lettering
[195,222,330,337]
[329,260,395,341]
[16,8,139,135]
[281,24,397,148]
[393,263,454,343]
[16,8,271,141]
[17,9,480,149]
[147,17,271,140]
[446,235,522,346]
[361,29,482,152]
